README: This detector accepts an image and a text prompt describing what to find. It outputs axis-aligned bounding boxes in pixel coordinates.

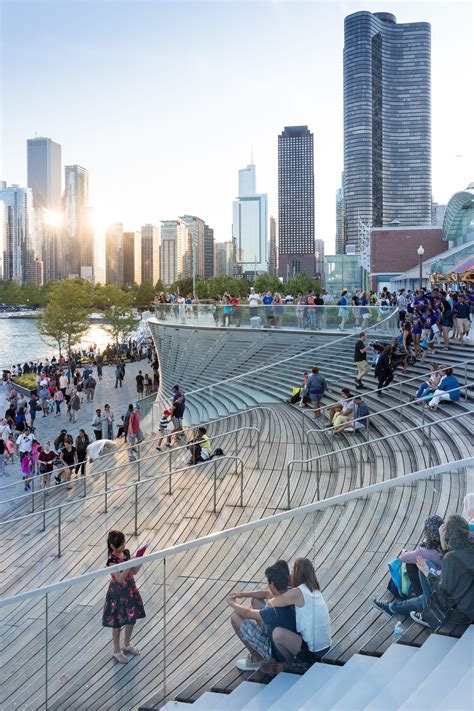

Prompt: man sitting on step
[227,563,296,672]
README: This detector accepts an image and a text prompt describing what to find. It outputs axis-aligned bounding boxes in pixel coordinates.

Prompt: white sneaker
[235,656,261,671]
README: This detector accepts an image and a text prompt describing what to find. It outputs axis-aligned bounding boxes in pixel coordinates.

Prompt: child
[47,394,55,415]
[102,530,146,664]
[5,434,15,464]
[21,452,34,491]
[31,439,41,475]
[155,410,171,451]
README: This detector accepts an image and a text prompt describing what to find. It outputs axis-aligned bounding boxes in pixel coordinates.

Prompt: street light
[417,245,425,291]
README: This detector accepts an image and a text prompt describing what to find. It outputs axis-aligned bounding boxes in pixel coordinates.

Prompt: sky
[1,0,473,253]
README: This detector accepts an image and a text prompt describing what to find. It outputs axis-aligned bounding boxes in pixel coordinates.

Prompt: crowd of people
[0,338,160,487]
[372,499,474,629]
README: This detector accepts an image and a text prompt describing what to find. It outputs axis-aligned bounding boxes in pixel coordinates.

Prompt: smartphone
[135,544,148,558]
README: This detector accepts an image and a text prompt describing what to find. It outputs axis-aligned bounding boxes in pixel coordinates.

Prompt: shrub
[13,374,37,390]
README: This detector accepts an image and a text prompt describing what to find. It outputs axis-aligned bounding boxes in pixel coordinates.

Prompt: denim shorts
[240,620,272,661]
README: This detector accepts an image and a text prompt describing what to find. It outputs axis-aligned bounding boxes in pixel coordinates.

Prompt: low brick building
[370,226,445,291]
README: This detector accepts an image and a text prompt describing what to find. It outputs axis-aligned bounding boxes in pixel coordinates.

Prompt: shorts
[456,318,470,334]
[309,392,324,404]
[356,361,369,378]
[172,416,182,429]
[239,620,272,661]
[297,640,330,664]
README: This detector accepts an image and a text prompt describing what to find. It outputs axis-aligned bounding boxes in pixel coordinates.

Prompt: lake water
[0,318,114,367]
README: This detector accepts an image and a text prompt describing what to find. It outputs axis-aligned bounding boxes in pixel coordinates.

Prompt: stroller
[370,339,417,371]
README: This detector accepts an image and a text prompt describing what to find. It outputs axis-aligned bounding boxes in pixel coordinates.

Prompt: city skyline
[1,1,472,252]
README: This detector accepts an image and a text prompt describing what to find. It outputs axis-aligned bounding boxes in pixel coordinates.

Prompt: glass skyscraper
[343,12,431,250]
[27,137,62,210]
[278,126,315,277]
[233,162,268,275]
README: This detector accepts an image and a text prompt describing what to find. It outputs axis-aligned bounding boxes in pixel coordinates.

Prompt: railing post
[31,475,35,513]
[316,458,320,502]
[399,383,404,422]
[134,482,139,537]
[240,460,244,507]
[257,430,260,470]
[465,363,468,401]
[83,468,87,498]
[422,404,426,443]
[359,445,363,489]
[287,464,291,510]
[428,425,432,468]
[57,506,61,557]
[42,487,46,532]
[213,459,217,513]
[163,558,167,705]
[104,470,108,513]
[137,444,141,482]
[235,430,238,460]
[45,592,49,711]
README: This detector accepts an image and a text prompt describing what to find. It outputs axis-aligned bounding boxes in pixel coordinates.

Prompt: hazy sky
[1,0,473,252]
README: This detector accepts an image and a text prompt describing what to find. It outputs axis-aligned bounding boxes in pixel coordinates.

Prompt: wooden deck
[1,396,470,710]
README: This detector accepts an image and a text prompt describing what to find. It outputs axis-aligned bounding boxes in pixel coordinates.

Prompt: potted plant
[12,373,38,397]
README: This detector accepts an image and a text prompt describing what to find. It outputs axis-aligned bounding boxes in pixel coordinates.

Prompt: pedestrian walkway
[0,358,156,506]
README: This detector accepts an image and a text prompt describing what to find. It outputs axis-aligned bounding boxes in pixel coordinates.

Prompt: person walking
[375,345,394,397]
[85,373,97,402]
[16,428,34,463]
[92,408,103,440]
[136,371,144,397]
[123,404,133,443]
[28,393,39,430]
[354,332,369,389]
[338,290,349,330]
[69,389,81,423]
[59,438,77,490]
[303,367,328,420]
[38,440,56,490]
[127,406,143,462]
[115,363,123,389]
[102,404,115,439]
[102,530,146,664]
[75,429,90,477]
[0,437,5,476]
[54,388,64,416]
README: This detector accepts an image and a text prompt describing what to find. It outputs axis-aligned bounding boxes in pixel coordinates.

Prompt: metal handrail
[0,425,260,512]
[287,409,473,509]
[153,308,399,400]
[305,381,474,461]
[0,454,245,557]
[299,357,474,426]
[0,456,470,607]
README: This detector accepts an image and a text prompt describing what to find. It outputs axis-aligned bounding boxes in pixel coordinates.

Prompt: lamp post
[417,245,425,291]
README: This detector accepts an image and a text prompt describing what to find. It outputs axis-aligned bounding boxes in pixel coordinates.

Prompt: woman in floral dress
[102,530,146,663]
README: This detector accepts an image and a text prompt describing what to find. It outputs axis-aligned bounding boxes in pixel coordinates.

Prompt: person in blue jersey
[338,290,349,330]
[427,367,460,410]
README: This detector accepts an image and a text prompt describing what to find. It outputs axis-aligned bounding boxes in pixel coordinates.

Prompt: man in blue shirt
[228,563,296,671]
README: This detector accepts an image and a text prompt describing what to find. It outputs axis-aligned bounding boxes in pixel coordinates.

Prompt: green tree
[21,282,46,308]
[0,280,22,306]
[101,284,138,347]
[38,281,92,357]
[285,273,319,296]
[254,274,283,294]
[169,277,194,296]
[134,281,155,310]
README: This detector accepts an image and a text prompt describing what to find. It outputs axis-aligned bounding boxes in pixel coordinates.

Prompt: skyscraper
[214,241,234,276]
[278,126,315,277]
[123,231,142,287]
[268,216,278,276]
[180,215,205,278]
[0,200,6,281]
[160,219,190,285]
[141,224,160,285]
[314,239,325,283]
[204,224,215,279]
[0,185,35,283]
[335,180,347,255]
[27,137,62,210]
[232,162,268,275]
[105,223,124,285]
[343,11,431,249]
[63,165,90,277]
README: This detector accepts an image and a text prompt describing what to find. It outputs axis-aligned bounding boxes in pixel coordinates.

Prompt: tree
[134,281,155,310]
[286,273,319,296]
[169,277,194,296]
[254,274,283,294]
[38,281,91,357]
[0,280,22,306]
[101,284,138,348]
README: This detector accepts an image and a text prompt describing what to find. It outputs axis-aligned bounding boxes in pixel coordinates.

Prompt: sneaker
[410,611,430,627]
[156,446,162,451]
[165,443,172,449]
[371,598,393,617]
[235,656,261,672]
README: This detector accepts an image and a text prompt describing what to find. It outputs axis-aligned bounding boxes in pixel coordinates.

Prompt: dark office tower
[278,126,315,277]
[343,12,431,250]
[203,224,215,278]
[27,137,62,210]
[268,216,278,276]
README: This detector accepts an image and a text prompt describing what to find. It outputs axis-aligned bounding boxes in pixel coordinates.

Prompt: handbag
[39,463,49,474]
[421,592,451,630]
[387,559,412,598]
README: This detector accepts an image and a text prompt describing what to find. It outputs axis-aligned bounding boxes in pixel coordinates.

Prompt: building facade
[180,215,205,279]
[105,222,124,285]
[160,219,191,285]
[141,224,160,285]
[204,224,215,279]
[27,137,62,210]
[268,216,278,276]
[335,179,347,255]
[314,239,325,283]
[233,162,268,275]
[0,185,35,283]
[278,126,315,277]
[343,12,432,250]
[214,241,234,276]
[123,231,142,287]
[62,165,90,277]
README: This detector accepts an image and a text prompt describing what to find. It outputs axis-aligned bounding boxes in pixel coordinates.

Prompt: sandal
[113,651,129,664]
[122,645,140,656]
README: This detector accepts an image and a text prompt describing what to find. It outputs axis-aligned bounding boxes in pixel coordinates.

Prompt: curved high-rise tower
[343,11,431,250]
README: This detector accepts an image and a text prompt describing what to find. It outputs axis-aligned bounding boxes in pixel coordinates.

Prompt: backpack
[213,447,224,457]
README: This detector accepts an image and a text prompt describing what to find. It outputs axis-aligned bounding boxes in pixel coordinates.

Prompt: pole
[42,487,46,532]
[240,461,244,507]
[45,592,49,711]
[137,444,141,482]
[31,475,35,513]
[419,254,422,291]
[287,465,291,510]
[134,482,139,536]
[163,558,167,704]
[57,507,61,557]
[104,470,108,513]
[213,459,217,513]
[168,450,172,495]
